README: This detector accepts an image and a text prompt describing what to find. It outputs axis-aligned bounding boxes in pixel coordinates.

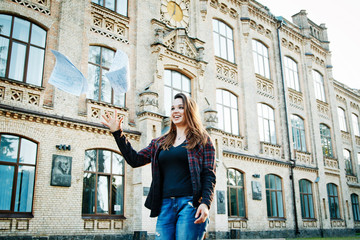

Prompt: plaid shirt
[112,130,216,217]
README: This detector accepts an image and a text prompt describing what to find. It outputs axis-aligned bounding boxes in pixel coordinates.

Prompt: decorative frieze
[336,94,346,104]
[324,157,339,171]
[356,136,360,146]
[256,75,274,99]
[204,109,218,128]
[16,219,29,230]
[281,38,300,54]
[330,220,345,228]
[295,151,313,166]
[209,0,239,19]
[11,0,50,15]
[90,2,129,44]
[302,220,317,228]
[247,19,272,39]
[288,88,304,109]
[11,89,23,102]
[228,220,247,229]
[346,175,358,184]
[223,132,245,152]
[260,142,281,159]
[341,131,351,145]
[316,100,330,119]
[139,91,159,113]
[215,57,238,86]
[87,99,128,124]
[269,220,286,228]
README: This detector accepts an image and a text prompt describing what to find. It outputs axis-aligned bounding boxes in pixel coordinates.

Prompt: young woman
[101,93,216,240]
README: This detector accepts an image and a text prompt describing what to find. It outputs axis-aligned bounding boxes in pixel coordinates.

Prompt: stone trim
[223,151,290,168]
[11,0,51,15]
[0,105,140,140]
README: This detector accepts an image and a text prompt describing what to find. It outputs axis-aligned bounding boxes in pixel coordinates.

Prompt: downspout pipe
[276,18,300,236]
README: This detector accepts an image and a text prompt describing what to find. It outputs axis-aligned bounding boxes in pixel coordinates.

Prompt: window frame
[212,19,235,63]
[320,124,333,158]
[87,45,126,107]
[265,174,285,218]
[299,179,315,219]
[216,89,239,135]
[0,133,38,218]
[291,115,307,152]
[227,168,246,218]
[284,56,300,92]
[313,70,326,102]
[82,148,125,219]
[0,14,47,87]
[91,0,128,17]
[327,183,341,220]
[163,69,191,116]
[258,103,276,145]
[252,39,270,79]
[343,149,354,176]
[338,107,348,132]
[351,194,360,222]
[352,113,360,136]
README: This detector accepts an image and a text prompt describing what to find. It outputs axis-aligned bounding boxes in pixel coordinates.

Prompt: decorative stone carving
[260,142,281,159]
[90,2,129,44]
[346,175,358,184]
[256,76,274,99]
[288,89,303,109]
[11,89,23,102]
[330,220,345,228]
[139,91,159,113]
[228,220,247,229]
[222,132,244,152]
[355,136,360,146]
[215,57,238,86]
[317,100,330,119]
[269,220,286,228]
[204,109,218,128]
[295,151,313,166]
[324,157,338,170]
[0,87,4,100]
[341,131,351,145]
[12,0,50,15]
[87,100,127,125]
[303,220,317,228]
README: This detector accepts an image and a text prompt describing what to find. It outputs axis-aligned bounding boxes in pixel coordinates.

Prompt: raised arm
[102,110,152,168]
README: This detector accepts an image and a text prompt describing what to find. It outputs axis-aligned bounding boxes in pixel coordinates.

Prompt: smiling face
[171,97,187,127]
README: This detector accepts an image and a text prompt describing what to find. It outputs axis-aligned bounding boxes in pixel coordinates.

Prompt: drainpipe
[276,18,300,236]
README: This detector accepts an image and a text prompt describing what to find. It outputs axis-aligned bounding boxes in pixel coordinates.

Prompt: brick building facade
[0,0,359,239]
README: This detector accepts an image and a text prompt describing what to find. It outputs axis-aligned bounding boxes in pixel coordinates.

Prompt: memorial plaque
[51,154,72,187]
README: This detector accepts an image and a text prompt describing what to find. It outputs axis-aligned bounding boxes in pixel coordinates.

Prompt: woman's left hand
[194,203,209,224]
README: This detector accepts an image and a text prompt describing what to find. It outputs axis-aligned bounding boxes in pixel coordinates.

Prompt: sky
[259,0,360,90]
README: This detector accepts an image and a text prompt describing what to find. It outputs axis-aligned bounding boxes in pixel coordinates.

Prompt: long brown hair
[161,93,209,150]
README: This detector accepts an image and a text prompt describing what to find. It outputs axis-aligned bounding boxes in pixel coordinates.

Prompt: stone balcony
[324,157,339,174]
[295,151,314,167]
[256,75,274,99]
[346,175,358,184]
[222,132,245,152]
[260,142,281,159]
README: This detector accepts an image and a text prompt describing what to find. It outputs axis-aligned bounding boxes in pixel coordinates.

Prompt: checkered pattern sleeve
[200,137,216,209]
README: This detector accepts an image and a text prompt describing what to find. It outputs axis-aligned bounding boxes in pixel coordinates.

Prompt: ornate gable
[163,29,198,59]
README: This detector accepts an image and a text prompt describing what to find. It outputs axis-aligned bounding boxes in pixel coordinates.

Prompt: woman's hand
[194,203,209,224]
[101,109,124,133]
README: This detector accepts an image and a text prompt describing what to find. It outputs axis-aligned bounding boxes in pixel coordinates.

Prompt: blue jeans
[155,196,209,240]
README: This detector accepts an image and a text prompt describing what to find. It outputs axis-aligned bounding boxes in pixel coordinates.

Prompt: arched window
[216,89,239,135]
[0,134,37,216]
[227,169,245,217]
[352,113,360,136]
[327,183,340,219]
[82,149,125,216]
[213,19,234,63]
[258,103,276,144]
[337,107,348,132]
[343,149,354,176]
[299,179,315,219]
[91,0,128,16]
[313,70,326,102]
[291,115,306,152]
[351,194,360,222]
[0,14,46,86]
[320,124,333,158]
[164,69,191,116]
[265,174,284,218]
[252,40,270,79]
[284,57,300,91]
[87,46,125,106]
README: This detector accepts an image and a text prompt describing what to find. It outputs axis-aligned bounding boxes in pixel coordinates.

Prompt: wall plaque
[51,154,72,187]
